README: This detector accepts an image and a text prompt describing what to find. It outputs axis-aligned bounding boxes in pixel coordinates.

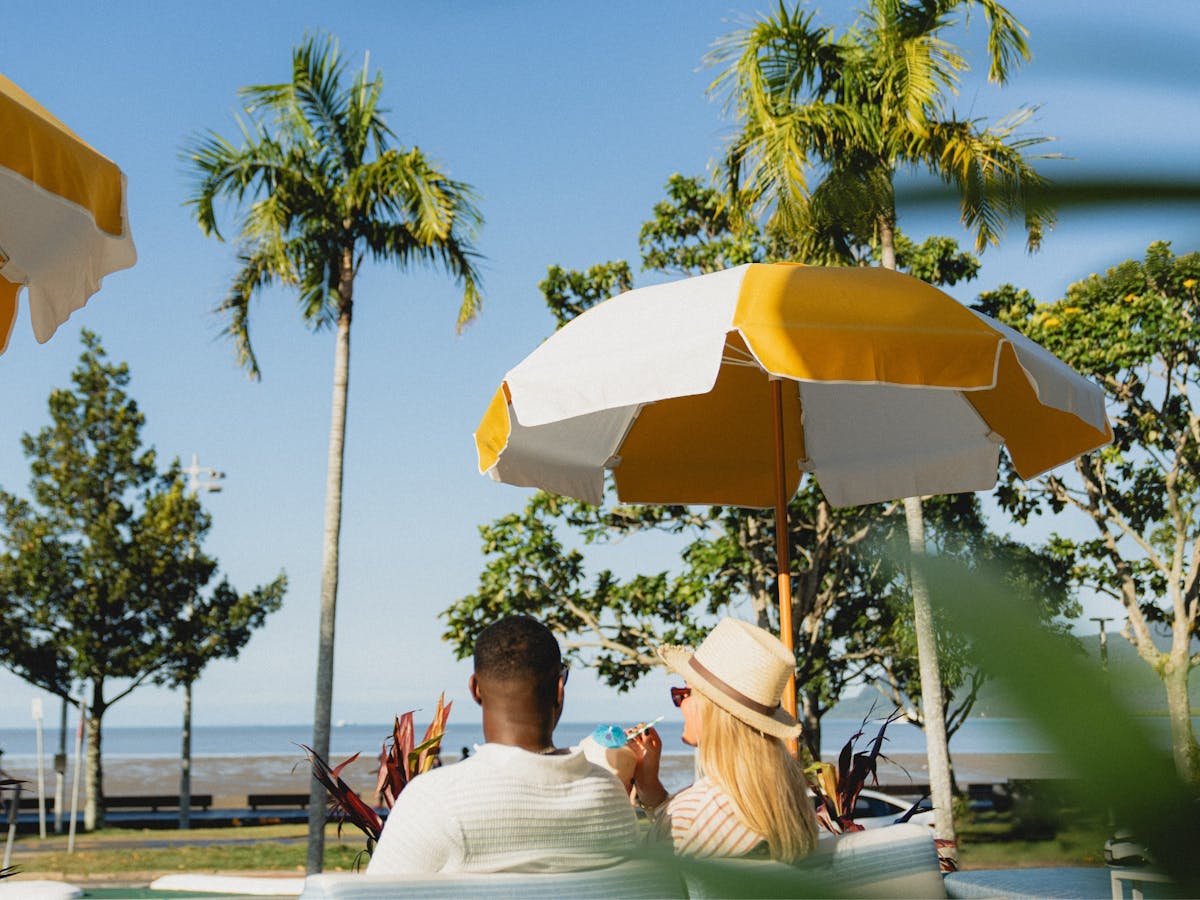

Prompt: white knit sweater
[366,742,639,874]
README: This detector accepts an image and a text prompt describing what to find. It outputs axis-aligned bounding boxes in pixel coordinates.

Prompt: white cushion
[0,880,82,899]
[151,873,305,895]
[682,824,944,899]
[300,824,944,899]
[299,860,686,899]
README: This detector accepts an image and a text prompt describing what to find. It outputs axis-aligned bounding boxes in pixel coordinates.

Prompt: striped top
[651,776,766,859]
[366,742,638,874]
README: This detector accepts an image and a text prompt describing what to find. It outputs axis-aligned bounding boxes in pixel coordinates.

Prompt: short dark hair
[474,616,562,700]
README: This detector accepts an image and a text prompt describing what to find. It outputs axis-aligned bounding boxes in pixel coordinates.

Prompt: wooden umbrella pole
[771,379,798,724]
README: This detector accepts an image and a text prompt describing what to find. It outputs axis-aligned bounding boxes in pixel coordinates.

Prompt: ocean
[5,716,1192,799]
[0,717,1058,768]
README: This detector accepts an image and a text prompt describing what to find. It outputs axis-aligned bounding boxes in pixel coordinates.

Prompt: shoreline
[3,750,1064,810]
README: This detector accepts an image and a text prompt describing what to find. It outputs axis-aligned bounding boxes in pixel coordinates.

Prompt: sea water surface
[0,717,1058,768]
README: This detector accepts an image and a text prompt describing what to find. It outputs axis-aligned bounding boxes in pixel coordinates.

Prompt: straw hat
[658,618,801,739]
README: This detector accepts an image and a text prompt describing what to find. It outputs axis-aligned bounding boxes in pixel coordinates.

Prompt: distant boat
[335,719,348,728]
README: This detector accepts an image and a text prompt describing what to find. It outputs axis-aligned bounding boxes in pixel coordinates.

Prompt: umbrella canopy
[0,73,136,354]
[476,263,1111,509]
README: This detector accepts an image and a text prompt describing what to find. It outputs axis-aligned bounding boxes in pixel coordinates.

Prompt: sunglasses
[670,686,691,707]
[560,662,570,686]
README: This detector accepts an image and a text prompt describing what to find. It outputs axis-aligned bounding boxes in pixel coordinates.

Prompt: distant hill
[829,630,1199,720]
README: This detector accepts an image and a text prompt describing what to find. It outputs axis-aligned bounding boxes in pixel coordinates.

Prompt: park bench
[14,793,212,812]
[108,794,213,811]
[247,792,314,810]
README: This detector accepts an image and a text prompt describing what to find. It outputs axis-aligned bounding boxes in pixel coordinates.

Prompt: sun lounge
[298,822,944,899]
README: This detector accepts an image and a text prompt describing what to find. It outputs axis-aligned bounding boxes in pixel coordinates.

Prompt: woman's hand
[628,726,668,810]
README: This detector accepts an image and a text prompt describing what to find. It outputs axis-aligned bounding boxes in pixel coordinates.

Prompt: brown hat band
[687,655,780,718]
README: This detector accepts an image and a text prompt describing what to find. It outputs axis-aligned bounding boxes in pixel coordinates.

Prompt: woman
[630,617,819,863]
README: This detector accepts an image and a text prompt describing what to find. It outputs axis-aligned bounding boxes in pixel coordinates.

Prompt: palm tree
[712,0,1054,265]
[185,33,482,872]
[711,0,1053,867]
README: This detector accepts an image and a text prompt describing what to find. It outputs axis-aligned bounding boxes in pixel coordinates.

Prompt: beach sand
[5,750,1062,810]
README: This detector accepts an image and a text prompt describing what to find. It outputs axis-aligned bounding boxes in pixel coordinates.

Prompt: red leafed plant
[376,693,453,808]
[301,747,385,843]
[805,706,921,834]
[302,693,452,850]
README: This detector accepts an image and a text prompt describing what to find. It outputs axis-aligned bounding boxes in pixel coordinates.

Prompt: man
[366,616,639,874]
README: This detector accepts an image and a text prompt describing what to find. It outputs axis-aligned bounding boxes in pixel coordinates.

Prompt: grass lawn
[958,818,1110,868]
[9,822,366,879]
[955,802,1111,869]
[7,808,1114,880]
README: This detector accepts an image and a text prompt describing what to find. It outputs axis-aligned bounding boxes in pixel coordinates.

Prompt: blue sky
[1,1,1197,734]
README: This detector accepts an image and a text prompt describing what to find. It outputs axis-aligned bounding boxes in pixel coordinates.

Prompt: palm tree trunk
[903,496,957,868]
[306,296,353,874]
[880,214,958,868]
[878,219,897,270]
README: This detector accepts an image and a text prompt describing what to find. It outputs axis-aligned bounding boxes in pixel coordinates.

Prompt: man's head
[470,616,567,750]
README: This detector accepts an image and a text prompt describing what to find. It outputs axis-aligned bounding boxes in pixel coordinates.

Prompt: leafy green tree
[160,510,287,828]
[639,173,762,276]
[0,332,285,829]
[184,32,483,869]
[979,242,1200,788]
[540,261,633,329]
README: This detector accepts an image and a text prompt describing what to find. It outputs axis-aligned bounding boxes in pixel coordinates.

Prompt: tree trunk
[84,686,104,831]
[799,691,822,762]
[879,216,957,868]
[878,218,897,270]
[307,279,353,874]
[53,697,67,834]
[904,497,957,867]
[1163,652,1200,788]
[180,680,192,829]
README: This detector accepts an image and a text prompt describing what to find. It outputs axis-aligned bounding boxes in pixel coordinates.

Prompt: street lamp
[178,454,223,829]
[184,453,224,496]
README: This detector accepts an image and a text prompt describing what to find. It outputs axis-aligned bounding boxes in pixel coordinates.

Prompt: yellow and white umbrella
[475,262,1111,711]
[478,263,1110,508]
[0,73,136,354]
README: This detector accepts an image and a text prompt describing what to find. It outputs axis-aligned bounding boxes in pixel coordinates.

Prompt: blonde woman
[630,618,819,863]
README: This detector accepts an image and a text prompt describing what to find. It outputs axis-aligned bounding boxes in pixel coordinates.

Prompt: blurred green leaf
[920,555,1200,894]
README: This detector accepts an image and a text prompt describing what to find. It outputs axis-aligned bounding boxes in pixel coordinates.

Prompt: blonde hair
[694,691,819,863]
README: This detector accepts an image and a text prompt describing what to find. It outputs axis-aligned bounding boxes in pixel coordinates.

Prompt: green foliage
[184,31,484,376]
[886,234,981,287]
[163,575,287,691]
[539,262,633,328]
[710,0,1055,263]
[874,495,1078,739]
[0,333,286,813]
[980,241,1200,785]
[443,491,707,693]
[922,555,1200,895]
[639,173,761,275]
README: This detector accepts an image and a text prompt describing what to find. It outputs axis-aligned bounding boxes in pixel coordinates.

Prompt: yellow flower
[1044,316,1062,328]
[1064,307,1081,314]
[1124,293,1138,303]
[1184,278,1198,289]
